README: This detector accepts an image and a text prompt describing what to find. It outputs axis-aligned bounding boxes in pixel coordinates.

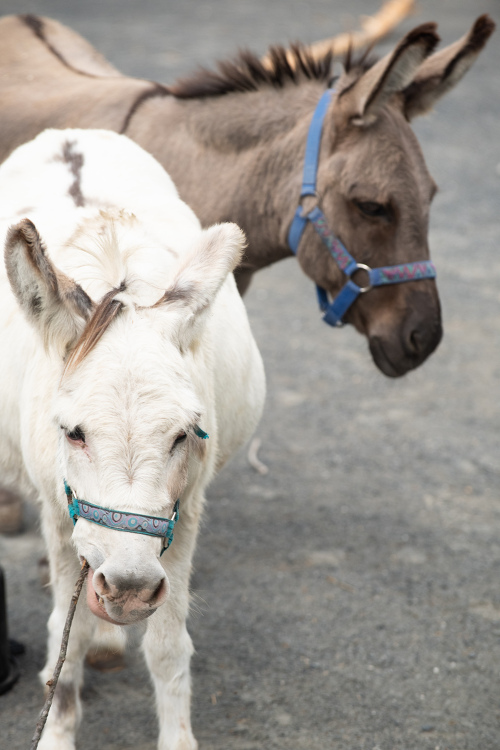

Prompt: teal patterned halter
[63,426,208,555]
[64,481,179,556]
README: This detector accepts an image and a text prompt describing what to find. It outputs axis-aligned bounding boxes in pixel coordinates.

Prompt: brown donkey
[0,13,494,376]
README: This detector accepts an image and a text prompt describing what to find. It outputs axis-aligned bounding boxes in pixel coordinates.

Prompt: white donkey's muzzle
[72,511,171,625]
[87,559,168,625]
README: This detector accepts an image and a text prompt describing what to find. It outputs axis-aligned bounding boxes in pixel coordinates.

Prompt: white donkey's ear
[155,222,245,343]
[338,23,439,126]
[403,15,495,120]
[5,218,94,355]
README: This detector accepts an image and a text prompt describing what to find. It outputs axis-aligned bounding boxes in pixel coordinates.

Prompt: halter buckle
[170,500,180,522]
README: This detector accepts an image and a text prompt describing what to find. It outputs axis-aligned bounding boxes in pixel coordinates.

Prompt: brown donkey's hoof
[0,489,23,535]
[85,648,126,673]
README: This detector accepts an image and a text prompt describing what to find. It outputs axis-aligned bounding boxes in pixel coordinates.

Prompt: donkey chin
[75,525,169,626]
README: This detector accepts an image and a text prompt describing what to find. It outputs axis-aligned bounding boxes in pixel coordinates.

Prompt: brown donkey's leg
[0,488,23,535]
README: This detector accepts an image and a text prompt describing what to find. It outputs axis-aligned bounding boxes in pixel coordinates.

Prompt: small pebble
[276,712,292,726]
[421,724,435,732]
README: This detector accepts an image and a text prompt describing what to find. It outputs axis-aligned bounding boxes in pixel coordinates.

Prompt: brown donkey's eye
[172,432,187,450]
[66,426,85,443]
[355,201,389,219]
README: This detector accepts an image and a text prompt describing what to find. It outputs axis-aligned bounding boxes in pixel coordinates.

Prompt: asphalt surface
[0,1,499,749]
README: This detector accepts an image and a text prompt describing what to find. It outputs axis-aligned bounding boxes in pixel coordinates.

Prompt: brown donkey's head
[295,16,494,376]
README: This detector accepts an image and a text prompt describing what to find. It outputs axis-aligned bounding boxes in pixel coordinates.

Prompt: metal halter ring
[299,190,320,215]
[351,263,373,293]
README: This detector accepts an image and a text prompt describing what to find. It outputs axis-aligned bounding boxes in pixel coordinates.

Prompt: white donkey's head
[5,215,245,624]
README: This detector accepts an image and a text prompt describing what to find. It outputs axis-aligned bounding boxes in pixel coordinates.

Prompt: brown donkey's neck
[125,81,330,292]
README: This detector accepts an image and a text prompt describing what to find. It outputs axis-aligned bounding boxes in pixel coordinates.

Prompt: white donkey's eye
[65,426,86,444]
[172,432,187,450]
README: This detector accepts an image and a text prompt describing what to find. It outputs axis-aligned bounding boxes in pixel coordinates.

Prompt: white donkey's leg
[38,512,96,750]
[144,613,196,750]
[143,516,199,750]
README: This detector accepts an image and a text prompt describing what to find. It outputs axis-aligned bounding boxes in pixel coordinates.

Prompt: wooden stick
[30,560,89,750]
[261,0,416,69]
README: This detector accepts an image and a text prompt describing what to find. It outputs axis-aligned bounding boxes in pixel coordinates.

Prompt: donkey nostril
[93,567,168,608]
[408,328,422,355]
[150,577,168,607]
[93,570,111,597]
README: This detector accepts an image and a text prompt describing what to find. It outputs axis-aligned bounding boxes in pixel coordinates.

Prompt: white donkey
[0,128,265,749]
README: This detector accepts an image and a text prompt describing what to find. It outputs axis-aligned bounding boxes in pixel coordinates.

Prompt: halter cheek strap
[288,88,437,327]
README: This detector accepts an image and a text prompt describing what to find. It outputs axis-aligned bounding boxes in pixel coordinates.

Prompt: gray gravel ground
[0,1,499,749]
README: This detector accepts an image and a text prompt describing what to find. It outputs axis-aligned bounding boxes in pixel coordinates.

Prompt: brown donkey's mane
[20,12,374,105]
[169,44,375,100]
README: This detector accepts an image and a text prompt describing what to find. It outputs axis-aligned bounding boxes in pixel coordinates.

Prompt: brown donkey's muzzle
[367,285,442,377]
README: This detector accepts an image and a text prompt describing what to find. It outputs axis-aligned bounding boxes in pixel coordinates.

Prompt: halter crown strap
[287,87,437,327]
[64,481,179,556]
[299,89,334,197]
[288,89,334,255]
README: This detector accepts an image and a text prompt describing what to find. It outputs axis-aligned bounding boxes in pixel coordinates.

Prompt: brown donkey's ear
[5,218,94,355]
[337,23,440,126]
[403,15,495,120]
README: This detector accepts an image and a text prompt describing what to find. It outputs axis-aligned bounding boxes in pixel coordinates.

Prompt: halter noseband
[288,88,437,327]
[65,481,179,556]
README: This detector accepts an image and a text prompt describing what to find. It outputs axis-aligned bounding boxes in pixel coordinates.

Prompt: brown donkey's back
[0,15,156,161]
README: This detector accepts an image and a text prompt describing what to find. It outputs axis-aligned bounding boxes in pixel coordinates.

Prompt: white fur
[0,128,265,750]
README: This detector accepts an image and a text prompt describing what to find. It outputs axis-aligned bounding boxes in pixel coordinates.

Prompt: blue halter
[288,88,437,327]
